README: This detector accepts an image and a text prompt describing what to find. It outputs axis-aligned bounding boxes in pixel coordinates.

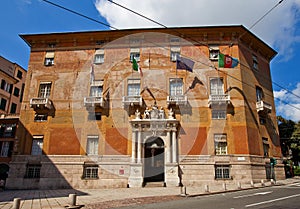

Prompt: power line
[41,0,299,112]
[40,0,118,30]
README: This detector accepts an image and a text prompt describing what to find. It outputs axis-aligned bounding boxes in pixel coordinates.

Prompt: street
[112,183,300,209]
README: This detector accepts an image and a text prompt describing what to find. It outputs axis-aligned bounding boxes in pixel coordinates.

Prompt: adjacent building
[6,26,284,189]
[0,56,26,185]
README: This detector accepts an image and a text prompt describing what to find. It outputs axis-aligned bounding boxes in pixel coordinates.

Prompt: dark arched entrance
[0,164,9,183]
[144,137,165,183]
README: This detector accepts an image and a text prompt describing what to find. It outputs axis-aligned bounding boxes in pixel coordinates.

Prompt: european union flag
[176,56,194,72]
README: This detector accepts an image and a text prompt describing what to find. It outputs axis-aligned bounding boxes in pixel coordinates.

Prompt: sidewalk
[1,177,299,209]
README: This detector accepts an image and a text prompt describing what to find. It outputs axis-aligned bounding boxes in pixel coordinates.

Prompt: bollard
[250,180,254,187]
[204,184,209,193]
[261,179,265,187]
[271,179,276,185]
[12,198,21,209]
[69,194,77,206]
[223,183,227,191]
[237,182,241,189]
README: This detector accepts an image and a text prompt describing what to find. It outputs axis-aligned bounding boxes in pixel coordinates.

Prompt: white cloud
[274,82,300,122]
[95,0,300,61]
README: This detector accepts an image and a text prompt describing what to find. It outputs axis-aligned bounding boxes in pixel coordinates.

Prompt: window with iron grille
[83,165,98,179]
[31,136,43,155]
[25,164,41,178]
[38,82,52,98]
[215,165,230,179]
[212,109,226,119]
[210,78,224,95]
[86,136,98,155]
[169,78,183,96]
[127,79,140,96]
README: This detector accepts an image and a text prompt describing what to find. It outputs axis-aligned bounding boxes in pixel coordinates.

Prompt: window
[90,80,103,97]
[44,51,55,66]
[86,136,99,155]
[169,78,183,96]
[252,54,258,70]
[13,87,20,97]
[88,112,101,121]
[259,115,266,125]
[94,49,104,64]
[210,78,224,95]
[263,137,269,157]
[38,82,52,98]
[34,114,48,122]
[1,80,12,93]
[17,70,23,79]
[25,164,41,178]
[215,165,230,179]
[83,165,98,179]
[0,98,7,111]
[31,136,43,155]
[212,109,226,119]
[0,124,16,138]
[170,47,180,61]
[130,48,140,62]
[209,46,220,60]
[10,103,17,114]
[0,141,10,157]
[214,134,227,155]
[127,79,140,96]
[256,86,263,102]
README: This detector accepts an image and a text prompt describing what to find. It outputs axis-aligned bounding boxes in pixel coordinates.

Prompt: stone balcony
[84,96,104,107]
[122,95,143,107]
[208,94,230,107]
[30,98,53,110]
[167,95,188,106]
[256,100,272,113]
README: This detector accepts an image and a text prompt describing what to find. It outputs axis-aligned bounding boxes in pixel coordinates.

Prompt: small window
[13,87,20,97]
[209,46,220,60]
[169,78,183,96]
[256,86,263,102]
[0,98,7,111]
[25,164,41,178]
[17,70,23,79]
[214,134,227,155]
[263,137,269,157]
[44,51,55,66]
[34,114,48,122]
[83,165,99,179]
[86,136,99,155]
[94,49,105,64]
[130,48,140,62]
[31,136,43,155]
[90,80,103,97]
[259,115,266,125]
[252,55,258,70]
[38,82,52,98]
[88,112,101,121]
[215,165,230,179]
[212,109,226,119]
[127,79,140,96]
[170,47,180,62]
[10,103,17,114]
[1,80,13,93]
[0,124,16,138]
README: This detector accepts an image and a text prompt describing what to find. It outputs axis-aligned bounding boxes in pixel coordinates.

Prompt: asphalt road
[112,183,300,209]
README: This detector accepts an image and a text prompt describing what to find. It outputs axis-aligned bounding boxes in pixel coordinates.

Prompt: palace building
[6,26,284,189]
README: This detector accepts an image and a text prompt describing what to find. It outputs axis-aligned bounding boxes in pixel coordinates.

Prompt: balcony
[256,100,272,113]
[167,95,188,106]
[122,95,143,107]
[30,98,52,110]
[84,96,104,107]
[208,94,230,107]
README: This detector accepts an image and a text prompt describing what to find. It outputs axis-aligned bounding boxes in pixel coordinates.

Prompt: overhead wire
[40,0,299,112]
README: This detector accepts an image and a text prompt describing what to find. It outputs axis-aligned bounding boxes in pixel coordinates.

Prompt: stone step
[144,182,166,187]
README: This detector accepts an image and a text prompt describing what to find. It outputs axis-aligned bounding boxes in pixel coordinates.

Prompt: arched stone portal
[144,137,165,183]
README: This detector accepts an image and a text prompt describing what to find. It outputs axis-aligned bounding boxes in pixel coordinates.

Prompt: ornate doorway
[144,137,165,183]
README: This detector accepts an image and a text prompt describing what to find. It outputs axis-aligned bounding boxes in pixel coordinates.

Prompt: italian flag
[132,57,143,76]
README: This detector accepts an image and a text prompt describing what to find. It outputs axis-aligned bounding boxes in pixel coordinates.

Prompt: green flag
[132,57,143,76]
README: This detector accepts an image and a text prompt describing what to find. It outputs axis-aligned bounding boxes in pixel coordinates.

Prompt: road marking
[245,193,300,207]
[233,191,273,199]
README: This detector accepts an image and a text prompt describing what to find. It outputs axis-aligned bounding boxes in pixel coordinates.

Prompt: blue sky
[1,0,300,121]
